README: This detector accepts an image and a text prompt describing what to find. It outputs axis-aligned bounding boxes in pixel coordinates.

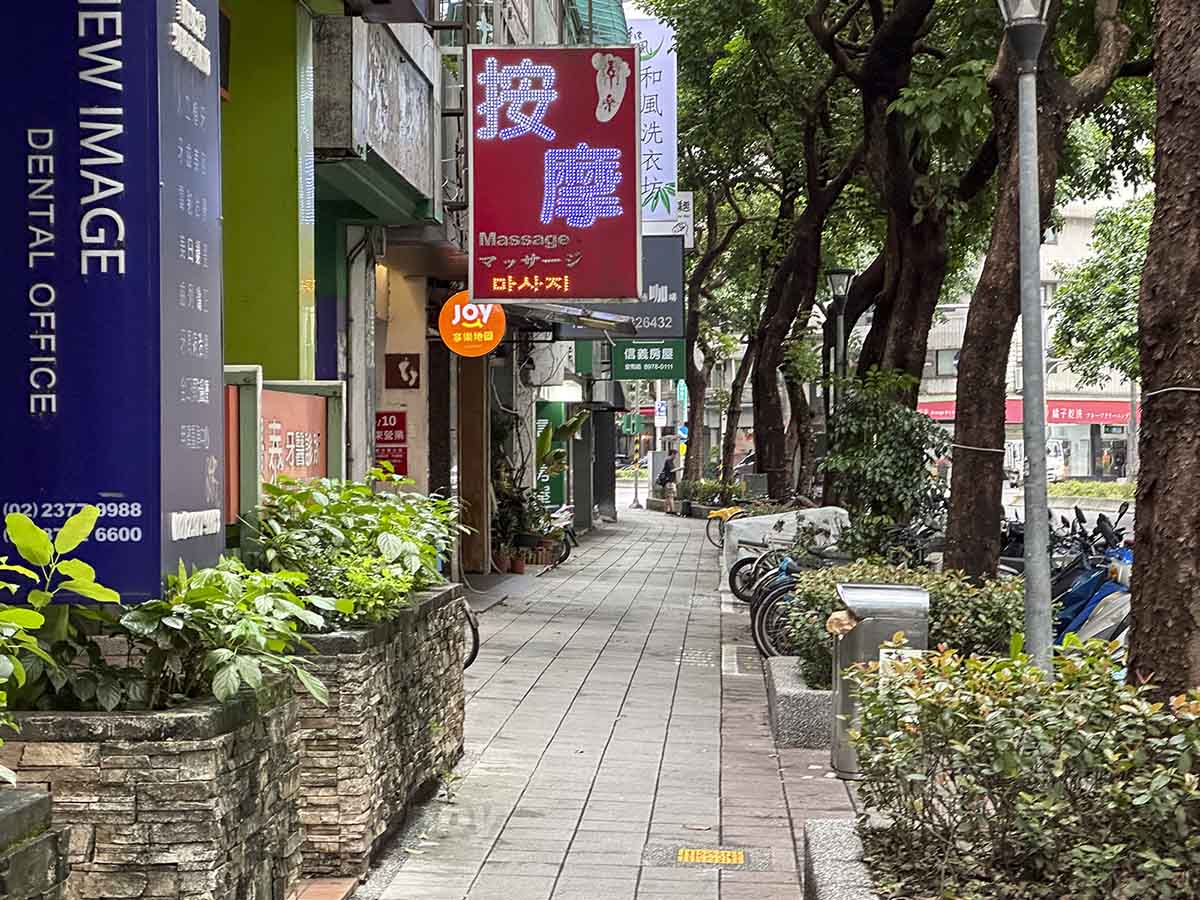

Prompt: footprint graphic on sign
[593,52,631,122]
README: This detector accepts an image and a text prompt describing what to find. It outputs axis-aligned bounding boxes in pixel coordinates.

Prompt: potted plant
[510,549,527,575]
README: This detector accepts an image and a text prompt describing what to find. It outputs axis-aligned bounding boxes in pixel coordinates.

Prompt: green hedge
[850,642,1200,899]
[782,562,1024,689]
[1048,479,1136,500]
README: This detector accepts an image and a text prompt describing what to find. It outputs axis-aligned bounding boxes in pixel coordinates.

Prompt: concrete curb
[766,657,833,749]
[803,819,880,900]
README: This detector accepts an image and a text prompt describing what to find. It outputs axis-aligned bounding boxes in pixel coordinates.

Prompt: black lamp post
[999,0,1053,673]
[825,268,855,419]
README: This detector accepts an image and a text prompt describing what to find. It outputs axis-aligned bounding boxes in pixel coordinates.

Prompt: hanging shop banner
[439,291,507,357]
[614,340,687,381]
[675,191,695,249]
[627,16,678,224]
[560,236,684,340]
[468,46,641,303]
[0,0,225,601]
[535,401,567,508]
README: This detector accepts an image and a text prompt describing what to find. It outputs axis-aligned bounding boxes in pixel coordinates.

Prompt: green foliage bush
[678,479,738,505]
[1048,479,1136,500]
[821,370,950,555]
[849,641,1200,900]
[782,562,1024,689]
[1,510,336,718]
[255,465,464,624]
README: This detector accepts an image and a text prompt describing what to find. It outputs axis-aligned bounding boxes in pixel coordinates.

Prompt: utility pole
[1128,379,1139,478]
[1000,0,1054,673]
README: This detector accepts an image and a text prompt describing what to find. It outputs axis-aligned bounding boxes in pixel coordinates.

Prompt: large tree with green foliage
[1051,192,1150,385]
[944,0,1145,578]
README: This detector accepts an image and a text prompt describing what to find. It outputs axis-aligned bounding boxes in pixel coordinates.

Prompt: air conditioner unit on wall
[344,0,430,24]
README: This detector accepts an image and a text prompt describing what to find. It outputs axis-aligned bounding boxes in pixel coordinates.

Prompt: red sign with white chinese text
[918,399,1137,426]
[468,45,641,303]
[375,411,409,477]
[261,391,328,484]
[375,411,408,446]
[376,445,409,476]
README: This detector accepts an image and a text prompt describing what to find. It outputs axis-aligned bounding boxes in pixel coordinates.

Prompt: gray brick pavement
[379,500,853,900]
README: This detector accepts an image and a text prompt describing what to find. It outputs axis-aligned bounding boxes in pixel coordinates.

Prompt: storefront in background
[921,398,1134,480]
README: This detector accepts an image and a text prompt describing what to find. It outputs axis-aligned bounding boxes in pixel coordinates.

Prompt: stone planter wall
[0,682,301,900]
[803,819,880,900]
[0,791,69,899]
[297,584,465,877]
[766,657,833,749]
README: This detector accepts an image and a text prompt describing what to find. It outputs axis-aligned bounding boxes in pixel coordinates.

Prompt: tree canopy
[1051,192,1151,385]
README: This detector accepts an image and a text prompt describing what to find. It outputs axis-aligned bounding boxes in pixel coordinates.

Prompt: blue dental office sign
[1,1,225,601]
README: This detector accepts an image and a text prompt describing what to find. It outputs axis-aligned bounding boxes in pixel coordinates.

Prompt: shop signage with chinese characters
[468,46,641,303]
[260,391,327,484]
[438,291,507,357]
[613,340,686,380]
[375,411,409,476]
[0,0,225,601]
[627,16,678,224]
[560,236,684,340]
[918,399,1138,426]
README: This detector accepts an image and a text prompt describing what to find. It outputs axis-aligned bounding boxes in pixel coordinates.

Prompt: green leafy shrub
[120,559,346,707]
[3,507,127,711]
[0,565,48,783]
[849,641,1200,900]
[782,562,1024,689]
[2,508,334,713]
[821,369,950,554]
[1048,479,1136,500]
[255,465,464,624]
[679,479,744,505]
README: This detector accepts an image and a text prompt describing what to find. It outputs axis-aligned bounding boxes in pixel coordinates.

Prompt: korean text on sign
[469,47,641,302]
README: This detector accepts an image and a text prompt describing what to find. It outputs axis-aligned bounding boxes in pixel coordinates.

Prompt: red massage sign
[468,45,641,303]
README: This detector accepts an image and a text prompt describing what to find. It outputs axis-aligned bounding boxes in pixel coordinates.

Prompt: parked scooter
[1055,504,1133,644]
[549,505,578,567]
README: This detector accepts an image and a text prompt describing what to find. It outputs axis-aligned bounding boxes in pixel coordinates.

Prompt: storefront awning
[505,303,637,336]
[919,398,1137,426]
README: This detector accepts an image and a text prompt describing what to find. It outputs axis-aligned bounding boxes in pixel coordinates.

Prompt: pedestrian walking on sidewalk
[658,449,679,515]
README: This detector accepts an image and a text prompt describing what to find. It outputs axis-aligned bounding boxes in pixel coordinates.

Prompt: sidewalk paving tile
[375,500,854,900]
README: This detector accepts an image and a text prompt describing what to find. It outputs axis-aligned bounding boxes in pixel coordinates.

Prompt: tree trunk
[752,214,824,498]
[942,186,1023,576]
[722,341,757,485]
[1130,0,1200,696]
[683,364,707,483]
[784,371,814,497]
[854,214,949,399]
[944,100,1063,576]
[944,4,1131,577]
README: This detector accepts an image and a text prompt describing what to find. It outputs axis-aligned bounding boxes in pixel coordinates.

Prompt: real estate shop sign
[0,0,225,601]
[468,45,641,303]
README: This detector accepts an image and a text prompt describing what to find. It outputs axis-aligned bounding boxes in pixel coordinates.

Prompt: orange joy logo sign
[439,291,506,358]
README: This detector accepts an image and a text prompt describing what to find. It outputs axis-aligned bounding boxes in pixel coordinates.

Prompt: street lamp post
[825,269,855,418]
[999,0,1053,673]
